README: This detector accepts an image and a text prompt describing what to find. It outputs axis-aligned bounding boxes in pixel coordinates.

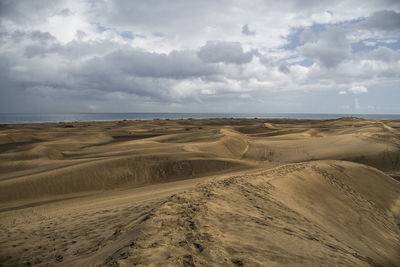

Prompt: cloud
[1,30,56,44]
[30,30,55,42]
[363,40,376,46]
[299,26,350,68]
[242,24,256,36]
[359,10,400,32]
[58,8,71,16]
[0,0,400,113]
[0,0,57,25]
[197,41,254,64]
[278,62,290,74]
[337,86,368,95]
[366,46,400,62]
[100,49,219,79]
[299,28,317,43]
[348,86,368,94]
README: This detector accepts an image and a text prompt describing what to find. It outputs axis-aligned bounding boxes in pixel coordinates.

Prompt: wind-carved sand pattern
[0,118,399,266]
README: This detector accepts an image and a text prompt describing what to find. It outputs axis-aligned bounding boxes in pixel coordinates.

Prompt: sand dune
[244,120,400,172]
[184,128,249,159]
[0,154,248,205]
[0,118,399,266]
[76,160,398,266]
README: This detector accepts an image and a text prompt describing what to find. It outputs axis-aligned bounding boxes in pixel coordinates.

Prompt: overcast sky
[1,0,399,114]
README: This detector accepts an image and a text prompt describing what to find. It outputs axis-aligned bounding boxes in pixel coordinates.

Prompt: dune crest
[68,161,400,266]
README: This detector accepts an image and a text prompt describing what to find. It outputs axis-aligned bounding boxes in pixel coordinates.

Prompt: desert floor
[0,117,399,266]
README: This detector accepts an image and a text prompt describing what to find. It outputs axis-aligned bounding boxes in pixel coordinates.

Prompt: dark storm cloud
[0,30,58,58]
[67,65,172,101]
[198,41,254,64]
[242,24,256,36]
[96,49,219,79]
[24,44,56,58]
[278,63,290,74]
[30,30,55,42]
[22,39,120,59]
[0,38,222,107]
[0,30,56,47]
[359,10,400,32]
[0,0,57,24]
[64,48,221,101]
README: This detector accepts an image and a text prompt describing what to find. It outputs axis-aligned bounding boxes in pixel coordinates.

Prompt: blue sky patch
[121,31,134,40]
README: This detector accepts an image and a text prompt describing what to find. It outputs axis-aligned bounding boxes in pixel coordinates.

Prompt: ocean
[0,113,399,124]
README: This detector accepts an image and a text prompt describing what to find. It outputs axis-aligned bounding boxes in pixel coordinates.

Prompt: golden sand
[0,118,399,266]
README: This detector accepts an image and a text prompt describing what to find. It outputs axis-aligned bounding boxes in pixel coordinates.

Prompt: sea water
[0,113,399,124]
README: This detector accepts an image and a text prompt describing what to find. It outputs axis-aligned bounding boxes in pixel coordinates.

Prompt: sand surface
[0,117,399,266]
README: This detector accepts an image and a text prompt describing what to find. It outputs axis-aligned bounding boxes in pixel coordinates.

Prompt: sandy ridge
[83,160,400,266]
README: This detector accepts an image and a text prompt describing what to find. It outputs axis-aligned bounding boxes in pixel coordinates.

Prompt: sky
[0,0,399,114]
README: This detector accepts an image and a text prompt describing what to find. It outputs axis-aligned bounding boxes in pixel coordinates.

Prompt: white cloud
[339,90,348,95]
[348,86,368,94]
[382,39,397,44]
[201,89,215,95]
[310,11,333,24]
[363,40,376,46]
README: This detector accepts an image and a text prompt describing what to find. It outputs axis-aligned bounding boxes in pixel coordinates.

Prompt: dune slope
[67,161,400,266]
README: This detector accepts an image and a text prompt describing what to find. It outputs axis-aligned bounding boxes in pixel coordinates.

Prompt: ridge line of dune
[67,160,400,266]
